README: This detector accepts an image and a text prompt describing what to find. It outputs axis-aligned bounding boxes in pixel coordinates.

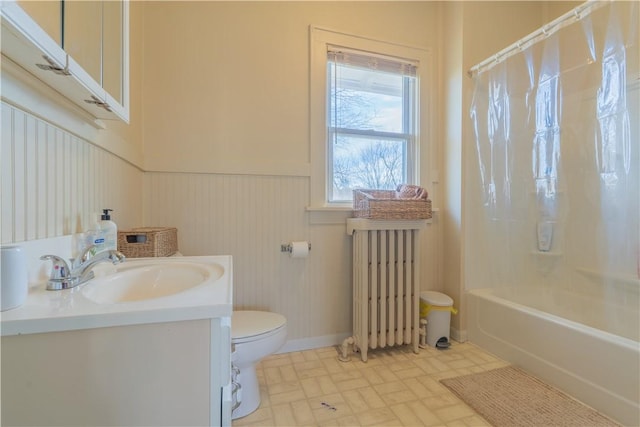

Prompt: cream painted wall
[542,1,585,24]
[141,1,444,345]
[461,2,543,72]
[141,1,440,176]
[441,1,464,337]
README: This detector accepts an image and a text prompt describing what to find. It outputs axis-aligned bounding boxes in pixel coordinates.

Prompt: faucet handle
[40,255,78,290]
[78,245,98,264]
[109,250,126,263]
[40,255,71,279]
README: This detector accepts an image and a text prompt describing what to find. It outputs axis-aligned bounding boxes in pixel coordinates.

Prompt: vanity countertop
[0,255,233,336]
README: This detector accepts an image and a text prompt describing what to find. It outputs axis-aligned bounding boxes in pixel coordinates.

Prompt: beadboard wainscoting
[1,99,442,349]
[0,103,143,244]
[143,172,442,348]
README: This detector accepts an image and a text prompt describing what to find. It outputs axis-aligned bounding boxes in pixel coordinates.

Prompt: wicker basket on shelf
[353,189,432,220]
[117,227,178,258]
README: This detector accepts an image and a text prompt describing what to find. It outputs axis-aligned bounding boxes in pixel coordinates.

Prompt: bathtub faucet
[40,246,126,290]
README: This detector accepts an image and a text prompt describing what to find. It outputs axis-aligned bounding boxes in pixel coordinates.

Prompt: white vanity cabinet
[1,318,232,426]
[0,255,234,426]
[0,0,129,122]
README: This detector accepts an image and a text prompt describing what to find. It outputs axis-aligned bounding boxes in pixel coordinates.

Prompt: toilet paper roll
[290,241,309,258]
[1,245,28,311]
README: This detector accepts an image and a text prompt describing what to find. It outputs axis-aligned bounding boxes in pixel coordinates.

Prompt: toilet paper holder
[280,242,311,253]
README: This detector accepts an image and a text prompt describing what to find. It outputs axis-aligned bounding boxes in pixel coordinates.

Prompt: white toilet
[231,310,287,419]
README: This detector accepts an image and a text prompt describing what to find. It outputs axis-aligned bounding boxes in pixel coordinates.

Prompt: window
[310,27,431,208]
[327,48,418,202]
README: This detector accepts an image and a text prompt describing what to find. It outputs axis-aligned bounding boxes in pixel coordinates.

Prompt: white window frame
[310,26,433,210]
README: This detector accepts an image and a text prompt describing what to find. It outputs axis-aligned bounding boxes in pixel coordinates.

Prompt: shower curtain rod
[467,0,609,78]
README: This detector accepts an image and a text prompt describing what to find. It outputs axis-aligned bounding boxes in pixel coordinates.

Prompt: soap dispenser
[85,213,105,255]
[101,209,118,251]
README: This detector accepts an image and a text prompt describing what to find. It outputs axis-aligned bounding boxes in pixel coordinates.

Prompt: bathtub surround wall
[465,0,639,323]
[464,2,639,424]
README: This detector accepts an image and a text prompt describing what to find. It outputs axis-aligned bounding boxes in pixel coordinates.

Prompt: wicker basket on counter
[353,189,432,220]
[117,227,178,258]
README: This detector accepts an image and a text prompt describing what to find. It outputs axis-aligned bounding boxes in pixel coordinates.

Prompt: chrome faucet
[40,246,126,290]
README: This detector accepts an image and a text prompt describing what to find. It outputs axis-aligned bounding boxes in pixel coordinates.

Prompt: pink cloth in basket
[396,184,428,200]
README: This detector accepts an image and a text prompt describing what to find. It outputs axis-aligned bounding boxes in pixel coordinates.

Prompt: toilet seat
[232,310,287,344]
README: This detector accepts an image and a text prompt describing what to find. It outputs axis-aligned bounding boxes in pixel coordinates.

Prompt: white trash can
[420,291,457,349]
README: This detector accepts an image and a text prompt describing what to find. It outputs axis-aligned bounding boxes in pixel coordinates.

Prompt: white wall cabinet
[0,0,129,123]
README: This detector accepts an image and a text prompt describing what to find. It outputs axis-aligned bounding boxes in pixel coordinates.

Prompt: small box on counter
[117,227,178,258]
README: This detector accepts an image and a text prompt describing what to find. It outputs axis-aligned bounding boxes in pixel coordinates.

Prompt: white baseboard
[451,327,468,343]
[277,333,352,354]
[279,329,469,354]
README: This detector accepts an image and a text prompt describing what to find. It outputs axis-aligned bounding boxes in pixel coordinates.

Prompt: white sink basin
[1,255,232,337]
[82,261,224,304]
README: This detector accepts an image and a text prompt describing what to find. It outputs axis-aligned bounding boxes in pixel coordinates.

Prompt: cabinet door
[63,0,102,86]
[103,0,123,105]
[16,0,61,46]
[2,0,129,122]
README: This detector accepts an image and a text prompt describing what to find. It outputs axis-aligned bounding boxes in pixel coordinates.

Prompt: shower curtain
[466,1,639,337]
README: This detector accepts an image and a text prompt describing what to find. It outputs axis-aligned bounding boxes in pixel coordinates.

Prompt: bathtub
[467,286,640,426]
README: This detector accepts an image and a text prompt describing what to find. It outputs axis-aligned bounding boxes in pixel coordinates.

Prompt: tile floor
[233,341,510,426]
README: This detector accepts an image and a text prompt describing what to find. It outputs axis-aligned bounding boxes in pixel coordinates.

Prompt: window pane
[329,64,405,133]
[325,46,419,204]
[331,134,407,202]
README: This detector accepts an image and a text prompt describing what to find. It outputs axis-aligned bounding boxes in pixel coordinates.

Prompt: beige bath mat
[440,366,620,427]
